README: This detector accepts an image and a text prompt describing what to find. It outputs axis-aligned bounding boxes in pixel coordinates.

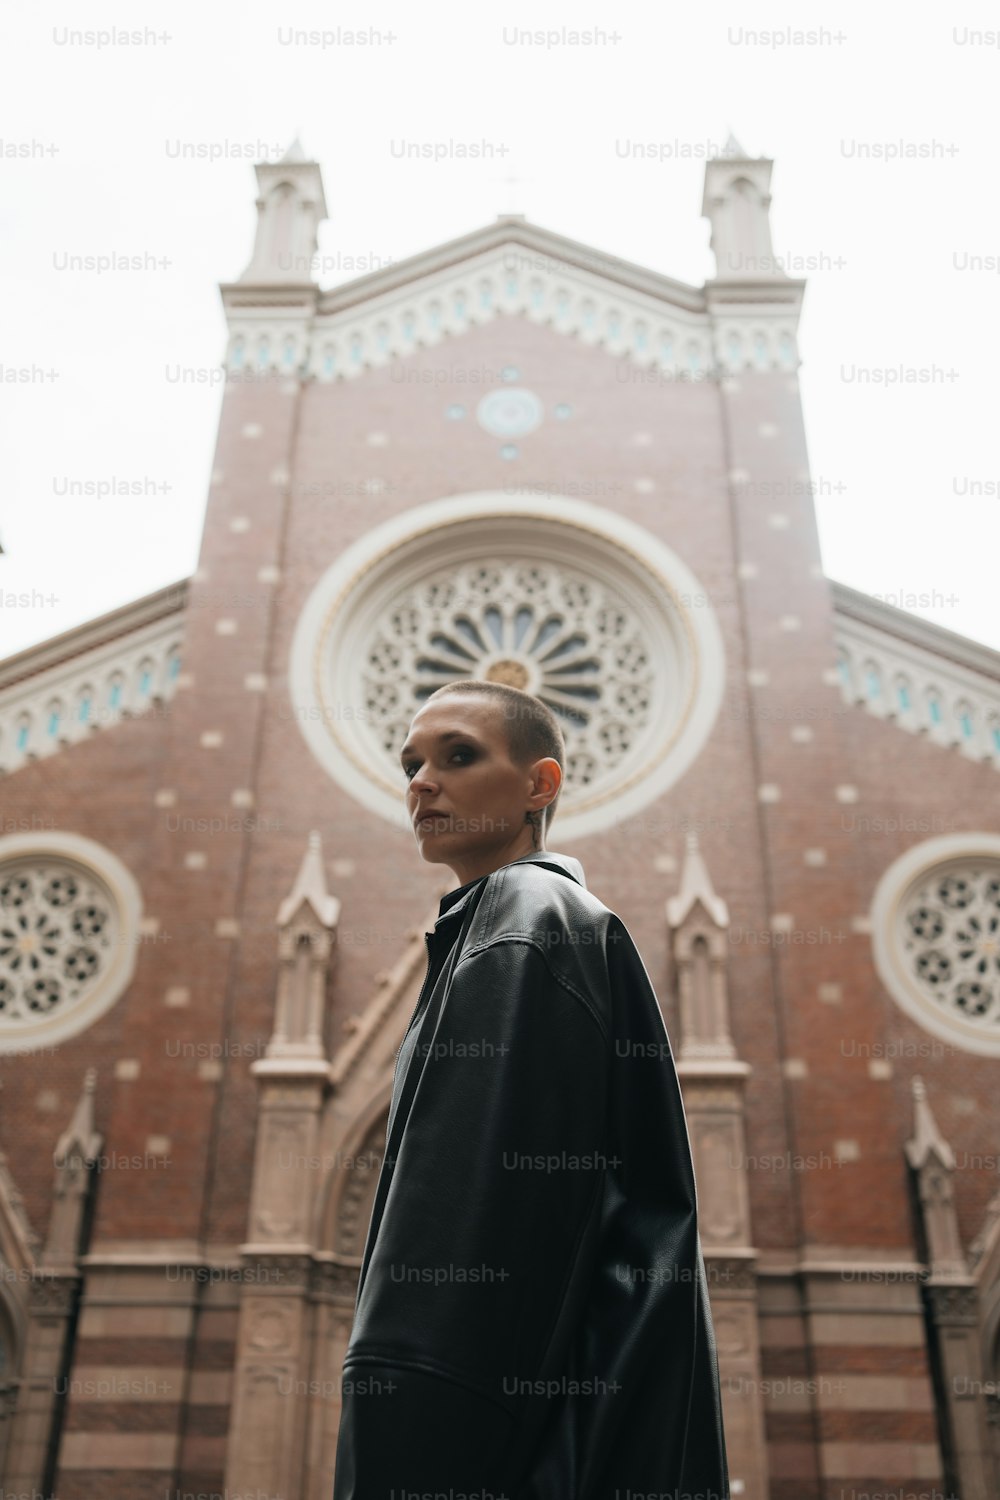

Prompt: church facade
[1,138,999,1500]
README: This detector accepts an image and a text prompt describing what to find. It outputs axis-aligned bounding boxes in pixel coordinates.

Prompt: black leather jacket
[333,850,730,1499]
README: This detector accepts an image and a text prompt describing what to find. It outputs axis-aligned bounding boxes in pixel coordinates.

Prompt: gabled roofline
[292,215,708,317]
[829,578,1000,683]
[0,578,189,691]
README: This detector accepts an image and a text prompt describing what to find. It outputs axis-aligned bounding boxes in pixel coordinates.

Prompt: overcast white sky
[3,1,999,659]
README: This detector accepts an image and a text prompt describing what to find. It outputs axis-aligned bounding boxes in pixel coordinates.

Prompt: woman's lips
[416,814,450,831]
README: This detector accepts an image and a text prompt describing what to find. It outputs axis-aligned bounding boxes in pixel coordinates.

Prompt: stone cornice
[0,578,188,689]
[312,216,708,318]
[831,577,1000,683]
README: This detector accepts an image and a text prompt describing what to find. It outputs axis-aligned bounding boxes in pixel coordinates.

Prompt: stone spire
[238,137,328,285]
[265,830,341,1061]
[905,1075,966,1278]
[702,134,783,280]
[43,1068,101,1269]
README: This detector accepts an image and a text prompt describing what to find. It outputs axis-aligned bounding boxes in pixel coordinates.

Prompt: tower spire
[238,139,328,285]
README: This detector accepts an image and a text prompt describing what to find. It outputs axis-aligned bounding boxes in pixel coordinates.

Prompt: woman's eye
[402,747,473,779]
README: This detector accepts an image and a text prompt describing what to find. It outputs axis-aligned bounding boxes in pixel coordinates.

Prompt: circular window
[476,388,543,438]
[289,492,726,841]
[871,834,1000,1056]
[0,832,141,1052]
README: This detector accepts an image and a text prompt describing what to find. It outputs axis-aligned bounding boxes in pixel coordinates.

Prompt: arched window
[231,336,245,369]
[778,332,795,368]
[894,676,912,713]
[530,281,544,310]
[926,689,943,726]
[660,332,673,362]
[350,333,363,365]
[322,345,335,377]
[634,322,648,352]
[956,700,975,740]
[727,331,743,368]
[282,334,296,369]
[753,332,769,369]
[478,282,493,310]
[452,291,466,319]
[256,335,270,370]
[863,661,883,701]
[15,715,31,752]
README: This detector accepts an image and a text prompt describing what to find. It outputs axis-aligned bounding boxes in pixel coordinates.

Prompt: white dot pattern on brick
[758,422,778,438]
[721,378,741,394]
[154,789,177,807]
[36,1091,59,1111]
[779,616,801,631]
[270,466,289,484]
[245,673,267,691]
[229,517,250,533]
[115,1059,141,1080]
[165,987,190,1007]
[758,784,781,802]
[729,468,750,485]
[783,1058,808,1078]
[767,513,790,529]
[770,913,794,932]
[258,565,281,583]
[634,478,655,494]
[184,852,207,870]
[834,1139,860,1161]
[851,915,873,934]
[868,1060,892,1079]
[215,619,237,635]
[367,431,388,447]
[147,1135,171,1156]
[231,789,254,807]
[653,854,678,874]
[241,423,262,439]
[198,1060,223,1080]
[804,849,827,866]
[791,726,813,743]
[818,983,842,1003]
[331,858,356,878]
[737,562,758,579]
[201,731,223,748]
[835,785,859,803]
[631,432,652,446]
[215,918,240,938]
[747,669,769,686]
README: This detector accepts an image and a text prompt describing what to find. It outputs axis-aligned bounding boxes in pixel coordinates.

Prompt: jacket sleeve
[332,937,609,1498]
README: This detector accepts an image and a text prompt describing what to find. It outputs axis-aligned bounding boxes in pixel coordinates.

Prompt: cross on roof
[490,170,534,217]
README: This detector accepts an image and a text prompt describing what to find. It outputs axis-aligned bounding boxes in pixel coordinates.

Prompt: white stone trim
[870,833,1000,1057]
[288,492,726,842]
[0,831,142,1053]
[223,237,800,382]
[0,615,183,776]
[833,610,1000,770]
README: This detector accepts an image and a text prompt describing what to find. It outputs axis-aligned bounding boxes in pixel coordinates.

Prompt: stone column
[224,832,339,1500]
[668,833,769,1499]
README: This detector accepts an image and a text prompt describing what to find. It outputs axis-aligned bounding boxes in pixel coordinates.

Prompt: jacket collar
[436,850,586,925]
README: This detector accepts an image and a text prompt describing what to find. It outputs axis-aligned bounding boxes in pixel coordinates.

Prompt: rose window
[289,494,726,840]
[364,558,653,794]
[0,860,117,1029]
[900,862,1000,1028]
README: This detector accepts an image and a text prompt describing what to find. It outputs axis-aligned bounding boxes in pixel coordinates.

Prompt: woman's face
[399,694,561,883]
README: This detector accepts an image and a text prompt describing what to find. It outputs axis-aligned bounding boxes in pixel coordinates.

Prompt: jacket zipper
[394,933,436,1064]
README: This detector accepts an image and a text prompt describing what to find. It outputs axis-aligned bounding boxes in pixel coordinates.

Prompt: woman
[333,678,730,1499]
